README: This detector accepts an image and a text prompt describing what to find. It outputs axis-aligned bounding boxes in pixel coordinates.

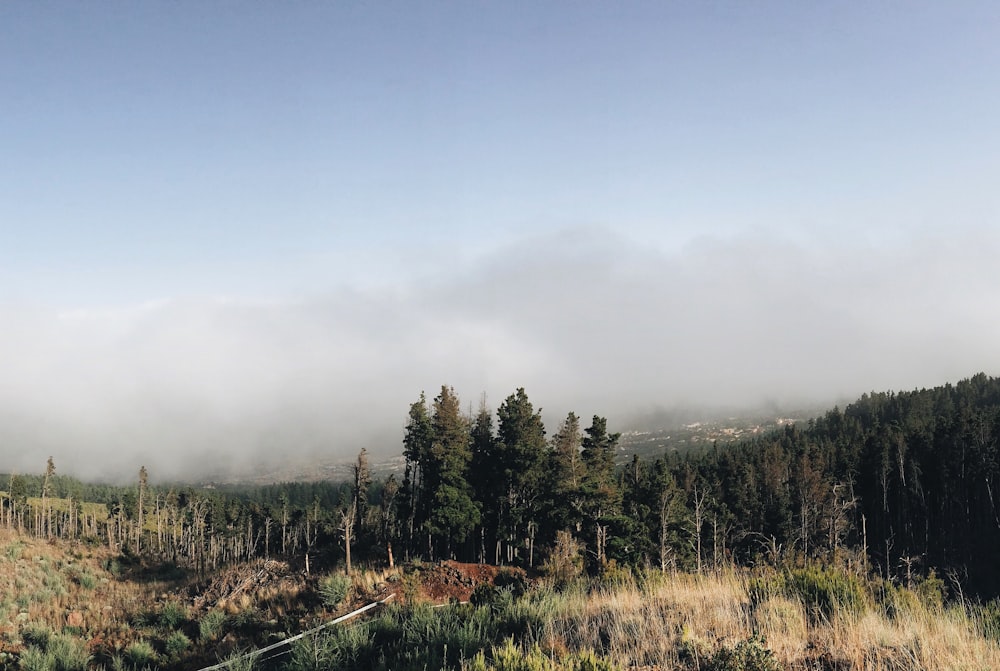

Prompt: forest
[4,373,1000,599]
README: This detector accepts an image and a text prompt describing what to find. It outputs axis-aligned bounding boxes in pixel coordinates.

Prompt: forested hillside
[4,374,1000,598]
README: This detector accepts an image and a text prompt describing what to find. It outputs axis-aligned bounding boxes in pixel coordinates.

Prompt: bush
[46,634,91,671]
[319,573,352,610]
[17,646,52,671]
[75,572,97,590]
[222,648,261,671]
[877,579,921,620]
[542,531,584,588]
[785,566,870,619]
[706,635,782,671]
[466,638,621,671]
[471,583,499,606]
[976,598,1000,642]
[124,640,157,669]
[915,570,946,610]
[158,600,187,630]
[164,630,191,659]
[20,623,52,649]
[494,570,529,599]
[199,609,228,642]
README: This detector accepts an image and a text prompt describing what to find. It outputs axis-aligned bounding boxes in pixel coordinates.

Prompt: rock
[67,611,84,628]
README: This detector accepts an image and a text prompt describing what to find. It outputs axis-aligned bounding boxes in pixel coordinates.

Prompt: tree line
[3,374,1000,597]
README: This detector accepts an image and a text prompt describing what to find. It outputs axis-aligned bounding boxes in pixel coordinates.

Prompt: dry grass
[532,569,1000,670]
[5,529,1000,671]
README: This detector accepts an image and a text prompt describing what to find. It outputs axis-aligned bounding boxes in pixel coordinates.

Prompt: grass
[274,566,1000,671]
[5,526,1000,671]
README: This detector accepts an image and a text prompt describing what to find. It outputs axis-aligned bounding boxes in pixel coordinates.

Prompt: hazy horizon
[2,3,999,481]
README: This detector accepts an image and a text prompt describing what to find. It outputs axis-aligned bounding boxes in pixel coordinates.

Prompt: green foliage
[5,540,25,561]
[163,630,191,659]
[20,624,52,650]
[102,558,122,579]
[596,560,633,589]
[876,579,921,620]
[470,583,499,606]
[785,566,870,619]
[222,648,261,671]
[915,570,946,610]
[319,573,352,609]
[74,571,97,591]
[16,631,90,671]
[465,638,621,671]
[17,646,52,671]
[975,598,1000,642]
[158,600,187,630]
[199,609,228,642]
[281,590,553,671]
[46,634,91,671]
[124,640,156,669]
[494,570,529,599]
[705,635,781,671]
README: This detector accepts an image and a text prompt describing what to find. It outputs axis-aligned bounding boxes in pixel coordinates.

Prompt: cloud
[2,226,998,482]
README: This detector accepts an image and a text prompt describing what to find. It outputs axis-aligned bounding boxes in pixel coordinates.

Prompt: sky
[2,2,999,481]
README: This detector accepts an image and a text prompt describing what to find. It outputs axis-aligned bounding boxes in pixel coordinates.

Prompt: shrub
[494,570,529,599]
[877,579,921,620]
[164,630,191,659]
[75,572,97,591]
[915,570,946,610]
[542,531,584,588]
[319,573,352,610]
[102,558,122,579]
[466,639,621,671]
[199,609,228,642]
[5,541,24,561]
[596,560,632,589]
[706,635,782,671]
[785,566,870,619]
[222,648,261,671]
[124,640,157,668]
[17,646,52,671]
[158,600,187,630]
[471,583,499,606]
[21,623,52,649]
[976,598,1000,642]
[46,633,91,671]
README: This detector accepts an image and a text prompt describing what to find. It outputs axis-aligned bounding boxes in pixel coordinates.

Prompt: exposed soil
[407,560,528,603]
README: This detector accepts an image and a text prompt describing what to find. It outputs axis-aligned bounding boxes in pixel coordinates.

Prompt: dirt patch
[402,561,529,603]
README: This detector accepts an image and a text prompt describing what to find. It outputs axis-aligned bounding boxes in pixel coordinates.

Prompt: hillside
[4,529,1000,671]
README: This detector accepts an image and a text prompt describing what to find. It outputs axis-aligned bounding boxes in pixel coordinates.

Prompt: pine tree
[469,396,498,563]
[580,416,620,568]
[427,386,478,558]
[496,388,547,565]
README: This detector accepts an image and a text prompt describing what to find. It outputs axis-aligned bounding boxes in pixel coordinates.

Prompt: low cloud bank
[2,227,997,481]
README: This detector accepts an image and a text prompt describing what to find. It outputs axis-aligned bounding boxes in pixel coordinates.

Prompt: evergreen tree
[426,385,478,558]
[496,388,547,565]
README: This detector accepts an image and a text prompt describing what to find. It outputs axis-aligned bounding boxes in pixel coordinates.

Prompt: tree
[580,416,621,568]
[496,388,548,565]
[352,449,372,540]
[426,386,477,558]
[400,393,433,558]
[469,396,498,563]
[137,466,148,554]
[546,412,585,536]
[41,457,55,539]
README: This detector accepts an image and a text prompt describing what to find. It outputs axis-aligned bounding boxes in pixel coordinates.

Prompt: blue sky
[2,2,999,479]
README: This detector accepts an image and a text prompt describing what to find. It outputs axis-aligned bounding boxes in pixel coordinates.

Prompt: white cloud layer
[2,226,998,481]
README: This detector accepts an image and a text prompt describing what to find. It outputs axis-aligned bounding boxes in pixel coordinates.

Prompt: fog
[2,227,998,482]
